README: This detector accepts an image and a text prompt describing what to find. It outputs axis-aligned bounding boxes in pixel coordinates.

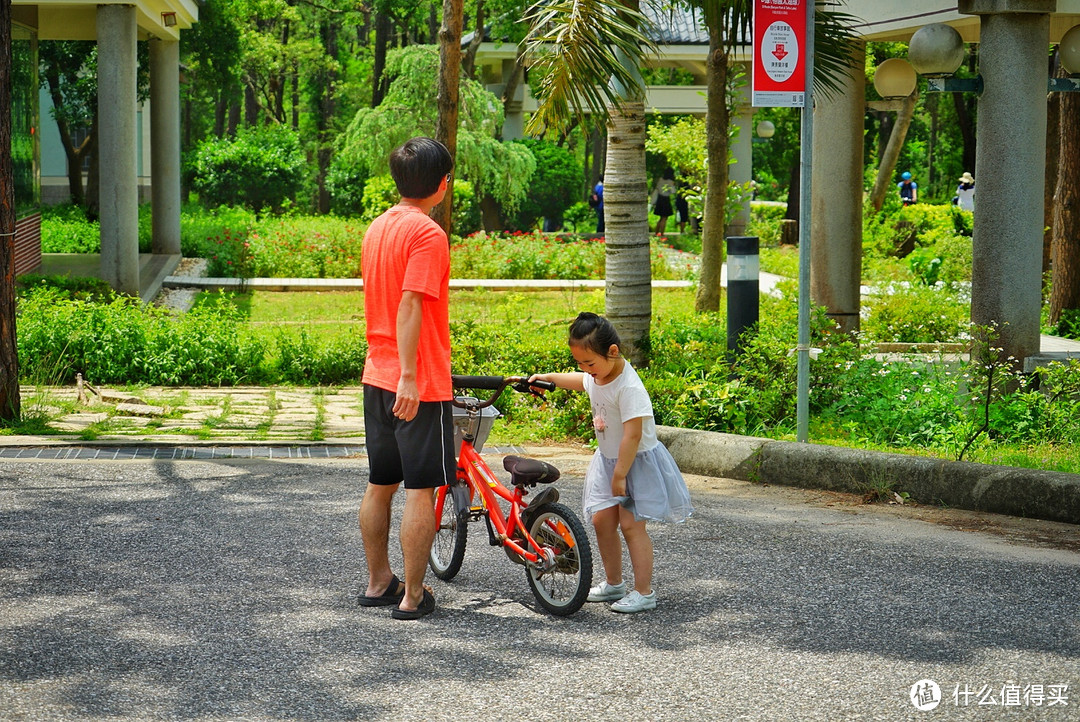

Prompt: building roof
[463,4,737,48]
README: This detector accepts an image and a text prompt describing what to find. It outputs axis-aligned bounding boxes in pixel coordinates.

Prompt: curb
[657,426,1080,526]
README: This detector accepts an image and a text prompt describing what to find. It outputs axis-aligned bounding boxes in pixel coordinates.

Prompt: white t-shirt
[582,362,658,459]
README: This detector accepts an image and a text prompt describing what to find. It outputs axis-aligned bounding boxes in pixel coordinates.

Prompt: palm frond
[523,0,658,134]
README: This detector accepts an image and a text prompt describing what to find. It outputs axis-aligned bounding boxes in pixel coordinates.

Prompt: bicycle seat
[503,455,560,486]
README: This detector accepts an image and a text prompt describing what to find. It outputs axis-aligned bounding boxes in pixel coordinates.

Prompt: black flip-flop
[357,574,406,607]
[391,588,436,620]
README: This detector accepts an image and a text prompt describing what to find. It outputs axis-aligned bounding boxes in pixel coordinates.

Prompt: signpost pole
[795,0,813,443]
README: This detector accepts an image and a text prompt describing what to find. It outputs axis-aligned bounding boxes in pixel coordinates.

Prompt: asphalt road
[1,458,1078,721]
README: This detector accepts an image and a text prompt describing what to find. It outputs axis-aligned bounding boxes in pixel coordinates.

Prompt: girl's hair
[569,312,621,356]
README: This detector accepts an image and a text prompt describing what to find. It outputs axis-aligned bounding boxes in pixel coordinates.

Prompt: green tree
[505,138,583,230]
[333,45,535,216]
[524,0,657,363]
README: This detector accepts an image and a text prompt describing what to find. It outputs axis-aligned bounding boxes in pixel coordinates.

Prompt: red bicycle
[429,375,593,616]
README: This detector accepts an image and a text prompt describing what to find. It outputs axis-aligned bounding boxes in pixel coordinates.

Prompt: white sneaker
[587,581,627,602]
[611,590,657,613]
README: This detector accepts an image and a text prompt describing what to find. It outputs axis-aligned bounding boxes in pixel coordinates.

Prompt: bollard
[727,236,760,357]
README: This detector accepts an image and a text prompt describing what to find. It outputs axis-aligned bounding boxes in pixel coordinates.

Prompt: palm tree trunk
[604,100,651,365]
[697,28,729,312]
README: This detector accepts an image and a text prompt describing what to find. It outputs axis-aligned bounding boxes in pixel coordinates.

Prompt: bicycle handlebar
[451,375,556,409]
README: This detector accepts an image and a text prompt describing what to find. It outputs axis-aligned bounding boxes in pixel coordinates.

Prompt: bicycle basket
[451,403,501,453]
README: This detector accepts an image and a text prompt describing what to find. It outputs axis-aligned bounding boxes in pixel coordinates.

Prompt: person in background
[956,171,975,212]
[898,171,918,206]
[591,175,605,234]
[650,167,677,236]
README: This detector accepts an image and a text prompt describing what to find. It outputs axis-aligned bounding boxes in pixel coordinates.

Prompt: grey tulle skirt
[583,443,694,523]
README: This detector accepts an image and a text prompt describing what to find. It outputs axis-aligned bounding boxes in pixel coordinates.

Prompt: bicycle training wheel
[429,482,469,580]
[523,502,592,616]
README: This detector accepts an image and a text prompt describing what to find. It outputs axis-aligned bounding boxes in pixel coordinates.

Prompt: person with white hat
[956,172,975,212]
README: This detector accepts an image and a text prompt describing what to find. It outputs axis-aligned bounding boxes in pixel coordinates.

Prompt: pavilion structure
[12,1,198,301]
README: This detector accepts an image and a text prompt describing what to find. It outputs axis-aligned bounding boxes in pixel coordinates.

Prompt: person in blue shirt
[898,171,918,206]
[591,175,605,233]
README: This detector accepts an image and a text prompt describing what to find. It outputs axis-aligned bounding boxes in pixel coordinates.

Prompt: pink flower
[593,415,606,432]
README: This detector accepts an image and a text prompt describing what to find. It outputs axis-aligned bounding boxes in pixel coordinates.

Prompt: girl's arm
[610,416,643,497]
[529,372,585,392]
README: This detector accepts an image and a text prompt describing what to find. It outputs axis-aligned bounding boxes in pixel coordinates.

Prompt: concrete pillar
[501,59,525,141]
[728,72,754,238]
[810,42,866,334]
[149,38,182,256]
[97,5,139,295]
[967,7,1050,362]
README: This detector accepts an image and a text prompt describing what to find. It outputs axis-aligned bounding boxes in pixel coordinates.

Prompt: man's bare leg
[397,486,437,611]
[359,482,400,597]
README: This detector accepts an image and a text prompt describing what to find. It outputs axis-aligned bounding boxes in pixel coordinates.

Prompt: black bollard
[726,236,760,357]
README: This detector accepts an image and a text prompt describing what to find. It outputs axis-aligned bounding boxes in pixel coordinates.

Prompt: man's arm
[393,290,424,422]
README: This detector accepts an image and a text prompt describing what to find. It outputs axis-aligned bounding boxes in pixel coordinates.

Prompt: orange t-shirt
[361,205,452,401]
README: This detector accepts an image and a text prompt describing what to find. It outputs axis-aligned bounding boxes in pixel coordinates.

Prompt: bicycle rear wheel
[429,482,469,580]
[524,502,592,616]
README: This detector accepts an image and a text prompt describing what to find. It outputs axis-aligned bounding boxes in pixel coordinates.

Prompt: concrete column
[728,72,754,238]
[969,10,1049,362]
[150,38,182,256]
[810,42,866,334]
[97,5,139,295]
[501,59,525,141]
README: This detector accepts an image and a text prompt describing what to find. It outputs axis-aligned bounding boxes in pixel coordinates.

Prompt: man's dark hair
[389,137,454,199]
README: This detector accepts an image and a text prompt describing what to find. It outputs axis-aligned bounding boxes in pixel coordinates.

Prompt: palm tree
[525,0,657,364]
[525,0,861,345]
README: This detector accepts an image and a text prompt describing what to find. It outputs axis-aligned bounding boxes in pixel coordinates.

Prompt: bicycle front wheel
[524,502,592,616]
[429,482,468,580]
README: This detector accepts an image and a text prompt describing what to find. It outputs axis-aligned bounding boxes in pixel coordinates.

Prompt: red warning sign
[753,0,807,107]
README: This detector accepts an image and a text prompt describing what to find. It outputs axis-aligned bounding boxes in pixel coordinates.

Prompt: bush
[503,139,581,231]
[861,284,969,343]
[40,204,99,253]
[191,126,306,213]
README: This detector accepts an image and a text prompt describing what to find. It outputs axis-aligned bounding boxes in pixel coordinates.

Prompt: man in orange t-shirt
[357,137,454,620]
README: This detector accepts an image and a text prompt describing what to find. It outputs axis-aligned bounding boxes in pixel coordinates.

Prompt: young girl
[532,312,693,613]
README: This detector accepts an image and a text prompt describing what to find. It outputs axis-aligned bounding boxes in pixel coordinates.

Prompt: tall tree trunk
[315,19,338,215]
[433,0,463,236]
[214,88,227,138]
[1050,83,1080,325]
[244,80,258,127]
[462,0,485,79]
[84,122,99,220]
[372,13,390,108]
[952,92,976,179]
[869,91,917,211]
[697,24,728,312]
[604,100,650,365]
[1045,55,1062,278]
[228,98,240,136]
[0,0,20,421]
[291,63,299,130]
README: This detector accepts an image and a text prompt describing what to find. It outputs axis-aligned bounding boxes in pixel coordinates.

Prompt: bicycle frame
[442,425,575,570]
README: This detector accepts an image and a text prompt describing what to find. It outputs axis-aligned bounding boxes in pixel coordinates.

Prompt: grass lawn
[194,286,702,339]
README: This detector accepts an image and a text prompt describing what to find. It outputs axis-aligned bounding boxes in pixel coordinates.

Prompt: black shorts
[363,385,454,489]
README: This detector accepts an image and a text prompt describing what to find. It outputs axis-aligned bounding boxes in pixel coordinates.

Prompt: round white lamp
[756,120,775,139]
[1061,25,1080,75]
[873,58,917,100]
[908,23,966,77]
